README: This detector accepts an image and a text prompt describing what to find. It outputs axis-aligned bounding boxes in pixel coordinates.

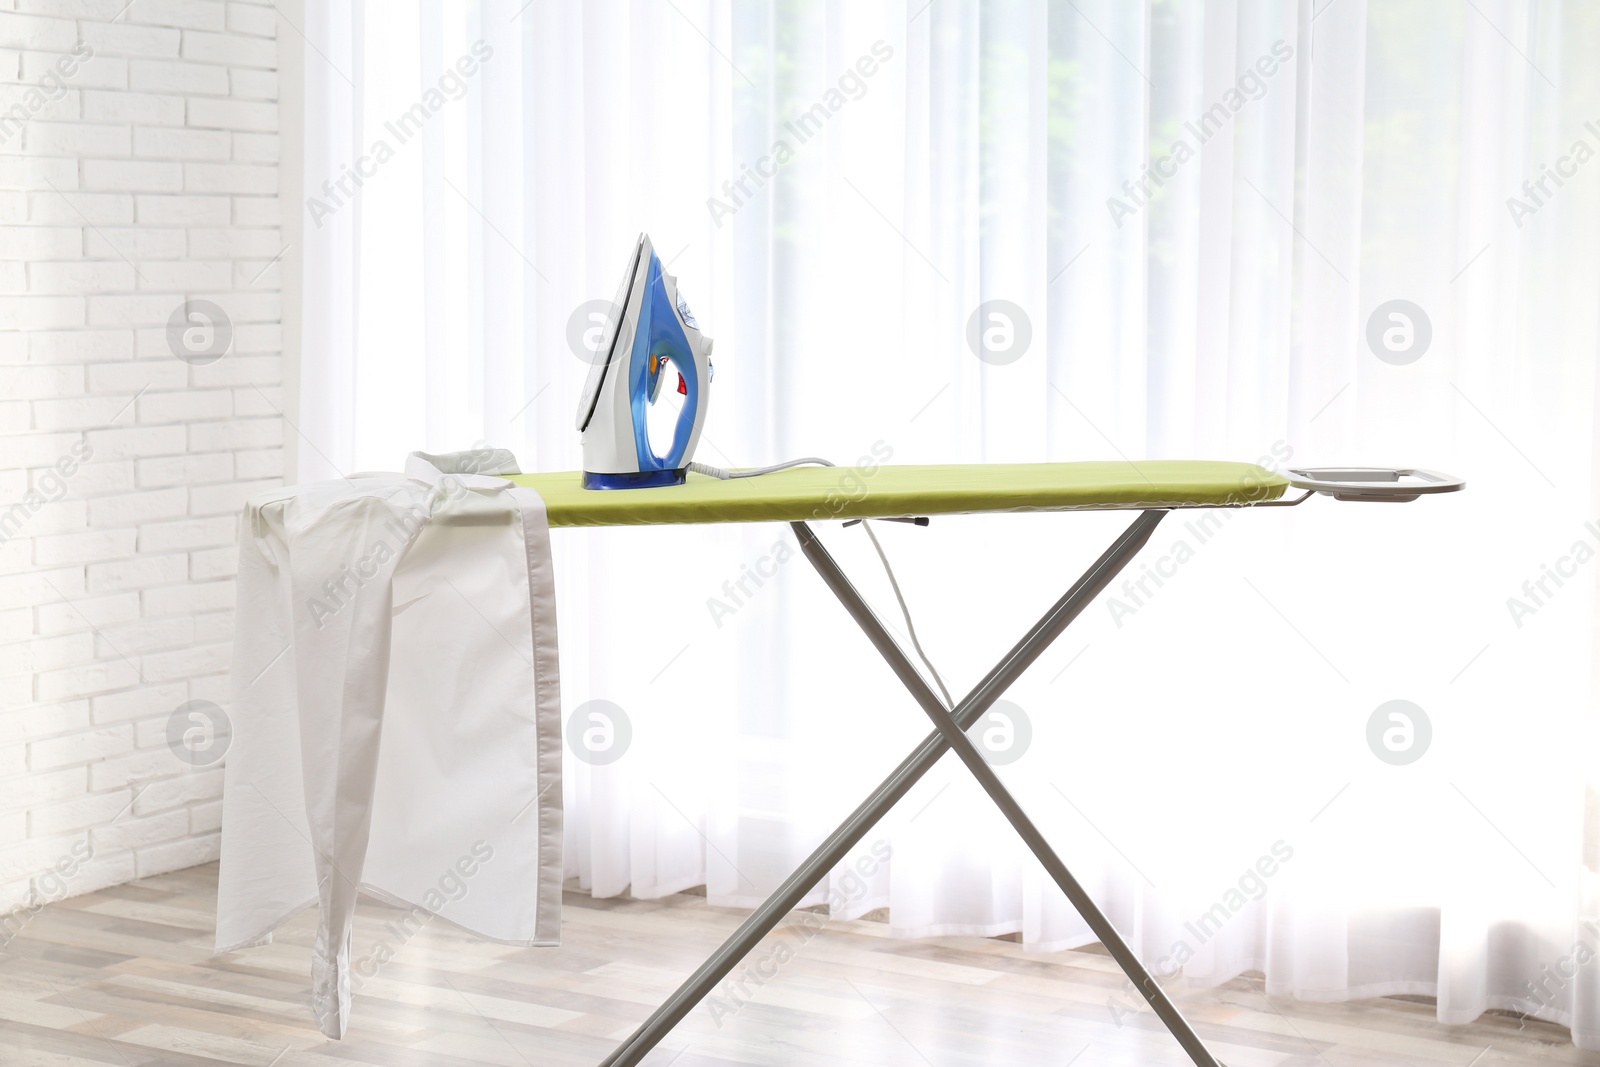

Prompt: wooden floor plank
[0,862,1594,1066]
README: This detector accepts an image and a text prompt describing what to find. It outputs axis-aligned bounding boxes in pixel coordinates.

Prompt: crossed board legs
[600,510,1227,1067]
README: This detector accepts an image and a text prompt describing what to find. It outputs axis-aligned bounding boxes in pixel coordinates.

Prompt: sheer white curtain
[291,0,1600,1046]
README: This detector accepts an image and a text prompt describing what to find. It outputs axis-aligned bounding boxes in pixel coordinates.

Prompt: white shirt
[216,451,563,1038]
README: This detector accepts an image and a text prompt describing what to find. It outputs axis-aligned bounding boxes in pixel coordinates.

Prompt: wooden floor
[0,863,1594,1066]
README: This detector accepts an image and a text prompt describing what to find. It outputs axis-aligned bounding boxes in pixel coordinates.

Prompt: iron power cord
[687,456,953,708]
[686,458,836,479]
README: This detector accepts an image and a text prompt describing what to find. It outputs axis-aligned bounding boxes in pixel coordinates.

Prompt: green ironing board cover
[507,461,1287,527]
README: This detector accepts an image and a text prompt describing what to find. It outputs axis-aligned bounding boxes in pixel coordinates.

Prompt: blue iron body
[577,234,713,490]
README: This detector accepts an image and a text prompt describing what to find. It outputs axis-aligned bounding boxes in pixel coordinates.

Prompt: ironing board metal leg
[598,510,1168,1067]
[792,518,1225,1067]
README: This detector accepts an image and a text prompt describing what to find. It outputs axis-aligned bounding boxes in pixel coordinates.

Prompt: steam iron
[576,233,714,489]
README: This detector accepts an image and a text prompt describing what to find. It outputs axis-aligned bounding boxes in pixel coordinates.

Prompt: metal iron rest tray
[1285,466,1465,503]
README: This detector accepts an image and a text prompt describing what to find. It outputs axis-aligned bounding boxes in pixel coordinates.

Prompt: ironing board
[509,459,1286,525]
[504,460,1457,1067]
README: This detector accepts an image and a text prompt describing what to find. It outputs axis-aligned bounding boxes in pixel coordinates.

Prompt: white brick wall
[0,0,280,914]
